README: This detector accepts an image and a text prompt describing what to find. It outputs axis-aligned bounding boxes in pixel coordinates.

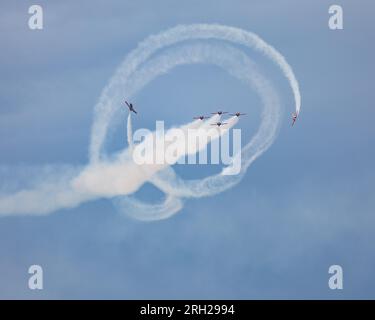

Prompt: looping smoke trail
[114,194,184,222]
[0,24,301,220]
[108,41,282,220]
[112,42,280,222]
[90,24,301,163]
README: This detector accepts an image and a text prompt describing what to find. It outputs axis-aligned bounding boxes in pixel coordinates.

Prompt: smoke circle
[89,24,300,221]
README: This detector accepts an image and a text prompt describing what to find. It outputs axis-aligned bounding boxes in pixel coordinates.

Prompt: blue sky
[0,0,374,299]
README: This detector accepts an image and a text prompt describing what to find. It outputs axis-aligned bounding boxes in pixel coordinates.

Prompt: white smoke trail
[0,24,301,220]
[0,165,88,216]
[127,113,133,150]
[0,112,231,216]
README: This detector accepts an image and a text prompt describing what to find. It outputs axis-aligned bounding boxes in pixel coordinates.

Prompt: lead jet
[230,112,247,117]
[211,111,228,116]
[125,101,137,114]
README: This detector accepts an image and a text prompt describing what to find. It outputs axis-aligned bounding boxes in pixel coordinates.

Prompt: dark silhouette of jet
[211,111,228,116]
[125,101,137,114]
[291,112,298,126]
[230,112,247,117]
[211,121,227,127]
[193,115,209,120]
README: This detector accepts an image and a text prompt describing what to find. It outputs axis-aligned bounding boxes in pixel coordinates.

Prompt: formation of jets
[196,110,246,127]
[124,100,299,127]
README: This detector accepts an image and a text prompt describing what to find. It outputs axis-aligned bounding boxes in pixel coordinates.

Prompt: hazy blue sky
[0,0,374,299]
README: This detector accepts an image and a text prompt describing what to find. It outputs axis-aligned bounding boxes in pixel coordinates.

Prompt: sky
[0,0,375,299]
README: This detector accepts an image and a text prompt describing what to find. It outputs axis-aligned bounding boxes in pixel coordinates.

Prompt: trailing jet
[125,101,137,114]
[211,121,227,127]
[193,115,209,120]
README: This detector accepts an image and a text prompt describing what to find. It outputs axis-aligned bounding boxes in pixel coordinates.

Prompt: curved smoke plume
[0,24,301,220]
